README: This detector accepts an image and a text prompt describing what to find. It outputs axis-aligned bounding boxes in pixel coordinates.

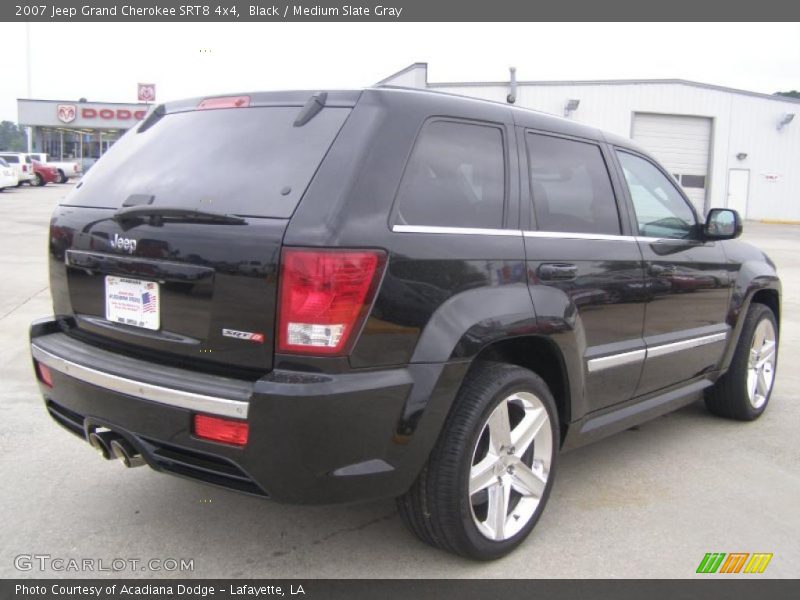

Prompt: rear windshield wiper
[113,205,246,225]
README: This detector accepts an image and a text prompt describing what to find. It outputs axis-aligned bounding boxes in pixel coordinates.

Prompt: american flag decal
[142,291,157,313]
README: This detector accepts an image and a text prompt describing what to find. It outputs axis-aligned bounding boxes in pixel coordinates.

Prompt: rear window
[1,155,19,163]
[64,106,351,218]
[526,133,620,235]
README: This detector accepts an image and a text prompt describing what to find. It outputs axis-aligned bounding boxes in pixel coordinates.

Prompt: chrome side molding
[391,224,663,243]
[587,332,728,373]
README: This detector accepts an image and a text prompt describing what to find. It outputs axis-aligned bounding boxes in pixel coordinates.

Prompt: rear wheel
[31,173,43,186]
[397,362,559,560]
[705,303,778,420]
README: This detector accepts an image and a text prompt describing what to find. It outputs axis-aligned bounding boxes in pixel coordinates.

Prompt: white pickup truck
[27,153,83,183]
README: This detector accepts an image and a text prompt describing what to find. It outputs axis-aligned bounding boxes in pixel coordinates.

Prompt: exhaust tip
[88,432,112,460]
[109,438,145,468]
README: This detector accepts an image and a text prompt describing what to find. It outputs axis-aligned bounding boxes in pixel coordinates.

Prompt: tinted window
[62,106,351,218]
[395,120,505,229]
[526,134,620,235]
[1,155,19,163]
[0,158,8,167]
[617,151,697,239]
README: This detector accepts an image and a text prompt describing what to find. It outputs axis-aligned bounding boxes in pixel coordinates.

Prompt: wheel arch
[720,276,781,373]
[751,288,780,326]
[468,336,572,443]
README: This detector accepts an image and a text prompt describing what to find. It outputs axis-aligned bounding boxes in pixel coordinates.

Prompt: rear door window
[394,120,506,229]
[526,133,621,235]
[63,106,351,218]
[1,155,19,163]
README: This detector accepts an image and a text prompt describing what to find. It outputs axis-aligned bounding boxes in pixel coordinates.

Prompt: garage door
[631,113,712,215]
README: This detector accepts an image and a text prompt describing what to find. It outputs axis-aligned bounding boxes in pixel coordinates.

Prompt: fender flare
[719,263,781,372]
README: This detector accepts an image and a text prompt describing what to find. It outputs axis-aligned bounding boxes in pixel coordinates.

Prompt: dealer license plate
[105,276,160,331]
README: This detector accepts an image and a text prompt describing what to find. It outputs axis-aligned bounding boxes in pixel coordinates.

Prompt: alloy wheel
[747,319,776,409]
[468,391,553,541]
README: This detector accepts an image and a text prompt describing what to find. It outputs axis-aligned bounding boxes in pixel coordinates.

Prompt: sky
[0,22,798,122]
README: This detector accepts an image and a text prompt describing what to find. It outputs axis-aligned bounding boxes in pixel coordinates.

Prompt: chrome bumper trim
[31,344,249,419]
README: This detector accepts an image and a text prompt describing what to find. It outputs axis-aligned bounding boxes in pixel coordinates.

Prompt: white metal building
[380,63,800,221]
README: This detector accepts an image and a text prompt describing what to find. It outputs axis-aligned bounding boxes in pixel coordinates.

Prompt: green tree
[0,121,27,151]
[775,90,800,99]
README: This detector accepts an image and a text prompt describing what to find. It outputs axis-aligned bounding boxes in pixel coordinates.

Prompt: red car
[30,160,59,186]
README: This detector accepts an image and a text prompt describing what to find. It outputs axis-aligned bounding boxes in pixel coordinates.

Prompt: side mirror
[704,208,742,240]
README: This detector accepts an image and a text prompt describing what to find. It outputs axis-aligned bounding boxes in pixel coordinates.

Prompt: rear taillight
[35,362,53,388]
[277,249,386,356]
[197,95,251,110]
[22,165,27,172]
[193,414,249,446]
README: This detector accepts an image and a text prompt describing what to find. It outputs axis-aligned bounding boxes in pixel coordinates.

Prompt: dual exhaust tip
[88,430,144,468]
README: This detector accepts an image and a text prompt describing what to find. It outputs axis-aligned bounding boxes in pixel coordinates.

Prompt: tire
[31,173,43,187]
[57,170,67,184]
[397,361,559,560]
[705,303,778,421]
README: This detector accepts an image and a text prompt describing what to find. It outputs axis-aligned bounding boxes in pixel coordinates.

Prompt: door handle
[538,263,578,281]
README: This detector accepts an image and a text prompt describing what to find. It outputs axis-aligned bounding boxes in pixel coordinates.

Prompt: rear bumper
[30,318,462,504]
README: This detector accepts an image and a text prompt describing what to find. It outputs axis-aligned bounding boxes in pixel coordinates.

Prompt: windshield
[64,105,351,218]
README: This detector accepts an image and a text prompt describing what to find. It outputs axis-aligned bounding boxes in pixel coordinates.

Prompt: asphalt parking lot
[1,182,798,578]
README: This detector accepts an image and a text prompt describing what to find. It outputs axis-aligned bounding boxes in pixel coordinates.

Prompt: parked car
[27,152,83,183]
[29,88,781,560]
[30,160,59,186]
[0,157,19,191]
[0,151,35,185]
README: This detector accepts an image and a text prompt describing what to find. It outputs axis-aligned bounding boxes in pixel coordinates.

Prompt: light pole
[25,22,33,152]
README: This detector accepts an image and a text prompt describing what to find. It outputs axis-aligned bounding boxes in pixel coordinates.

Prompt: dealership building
[17,98,150,169]
[381,63,800,221]
[16,65,800,221]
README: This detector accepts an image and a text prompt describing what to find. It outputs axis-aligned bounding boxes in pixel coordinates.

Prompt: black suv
[30,88,781,559]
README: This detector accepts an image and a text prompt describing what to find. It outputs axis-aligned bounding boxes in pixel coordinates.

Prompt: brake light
[277,249,386,355]
[193,414,249,446]
[197,95,251,110]
[35,362,53,388]
[22,165,27,172]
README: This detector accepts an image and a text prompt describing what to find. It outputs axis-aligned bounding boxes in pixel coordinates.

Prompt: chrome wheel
[469,391,553,541]
[747,319,776,409]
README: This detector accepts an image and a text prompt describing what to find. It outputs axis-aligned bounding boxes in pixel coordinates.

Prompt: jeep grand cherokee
[29,87,781,559]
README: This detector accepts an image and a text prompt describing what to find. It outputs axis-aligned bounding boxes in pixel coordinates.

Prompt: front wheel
[57,170,67,184]
[31,173,43,186]
[705,303,778,420]
[397,362,559,560]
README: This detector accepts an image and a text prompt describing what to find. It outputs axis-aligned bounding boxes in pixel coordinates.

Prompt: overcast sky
[0,22,798,122]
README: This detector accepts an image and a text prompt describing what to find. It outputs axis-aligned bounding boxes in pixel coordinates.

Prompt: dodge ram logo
[57,104,77,124]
